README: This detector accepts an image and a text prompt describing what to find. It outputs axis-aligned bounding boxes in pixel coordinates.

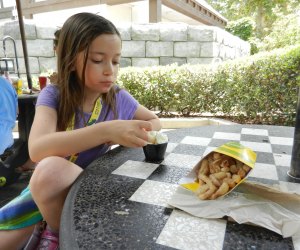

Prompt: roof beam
[149,0,162,23]
[162,0,226,27]
[0,0,226,28]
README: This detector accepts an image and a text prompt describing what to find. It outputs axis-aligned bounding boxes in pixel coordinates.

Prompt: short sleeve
[36,84,59,110]
[116,89,138,120]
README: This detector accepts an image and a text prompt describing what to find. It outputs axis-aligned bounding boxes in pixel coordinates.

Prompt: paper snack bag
[180,142,257,200]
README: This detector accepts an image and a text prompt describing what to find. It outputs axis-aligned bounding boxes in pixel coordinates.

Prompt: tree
[206,0,300,39]
[260,11,300,51]
[225,17,254,41]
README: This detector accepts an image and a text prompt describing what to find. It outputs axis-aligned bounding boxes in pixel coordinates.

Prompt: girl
[0,12,161,249]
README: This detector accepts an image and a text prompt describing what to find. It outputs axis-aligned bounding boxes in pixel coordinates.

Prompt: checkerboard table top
[60,124,300,250]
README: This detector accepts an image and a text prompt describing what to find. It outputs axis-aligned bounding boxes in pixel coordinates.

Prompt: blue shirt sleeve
[0,77,17,154]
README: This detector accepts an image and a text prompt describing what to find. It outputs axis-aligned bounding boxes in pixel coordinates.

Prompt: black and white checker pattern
[61,125,300,250]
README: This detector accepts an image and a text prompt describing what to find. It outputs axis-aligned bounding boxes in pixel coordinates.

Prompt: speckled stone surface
[60,125,299,250]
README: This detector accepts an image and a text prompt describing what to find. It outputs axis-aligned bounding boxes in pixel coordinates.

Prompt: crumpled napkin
[168,181,300,238]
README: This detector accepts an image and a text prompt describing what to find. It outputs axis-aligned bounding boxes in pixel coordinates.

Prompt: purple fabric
[36,84,138,168]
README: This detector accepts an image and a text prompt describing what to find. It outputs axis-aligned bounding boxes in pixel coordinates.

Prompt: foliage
[259,11,300,51]
[225,17,255,41]
[206,0,300,52]
[117,45,300,126]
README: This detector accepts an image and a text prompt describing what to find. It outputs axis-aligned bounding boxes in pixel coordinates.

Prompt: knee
[29,156,66,196]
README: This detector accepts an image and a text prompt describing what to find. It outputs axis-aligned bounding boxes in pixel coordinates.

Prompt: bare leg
[15,159,36,173]
[0,224,35,250]
[30,156,83,232]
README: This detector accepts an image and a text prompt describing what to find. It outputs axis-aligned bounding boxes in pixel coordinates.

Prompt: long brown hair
[56,12,121,131]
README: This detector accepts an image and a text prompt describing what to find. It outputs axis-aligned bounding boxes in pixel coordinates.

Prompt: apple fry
[237,168,246,178]
[221,166,230,172]
[220,159,230,168]
[222,177,236,188]
[243,164,251,172]
[198,173,217,200]
[198,187,216,200]
[232,174,241,184]
[209,174,221,187]
[198,159,209,176]
[213,171,227,180]
[196,152,252,200]
[198,173,215,190]
[210,182,229,199]
[230,164,238,174]
[213,152,221,160]
[196,184,209,195]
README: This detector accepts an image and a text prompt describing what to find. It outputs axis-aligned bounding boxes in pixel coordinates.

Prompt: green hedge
[117,45,300,126]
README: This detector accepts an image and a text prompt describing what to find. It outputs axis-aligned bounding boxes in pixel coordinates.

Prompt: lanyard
[66,98,102,163]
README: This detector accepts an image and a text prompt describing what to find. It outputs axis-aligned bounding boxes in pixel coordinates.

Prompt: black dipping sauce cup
[143,142,168,163]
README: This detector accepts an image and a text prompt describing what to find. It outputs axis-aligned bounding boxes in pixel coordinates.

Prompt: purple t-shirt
[36,84,138,168]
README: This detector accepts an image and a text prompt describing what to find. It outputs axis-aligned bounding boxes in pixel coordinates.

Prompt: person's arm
[133,104,162,131]
[28,106,152,162]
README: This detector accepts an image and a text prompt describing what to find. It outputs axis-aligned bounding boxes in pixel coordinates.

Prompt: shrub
[117,45,300,126]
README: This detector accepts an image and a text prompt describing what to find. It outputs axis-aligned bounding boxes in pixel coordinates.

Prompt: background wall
[0,19,250,80]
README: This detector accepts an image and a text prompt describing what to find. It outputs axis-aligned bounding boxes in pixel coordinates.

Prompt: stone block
[174,42,200,57]
[241,42,251,56]
[223,46,235,60]
[117,24,131,40]
[187,57,222,65]
[18,57,39,74]
[26,40,54,57]
[0,39,21,58]
[223,32,236,46]
[160,57,186,66]
[39,57,57,72]
[160,23,188,41]
[36,25,58,39]
[132,58,159,67]
[0,39,54,58]
[3,20,36,40]
[0,23,4,41]
[188,26,216,42]
[120,57,132,68]
[214,27,225,43]
[146,41,173,57]
[219,44,226,59]
[200,42,220,57]
[132,24,159,41]
[0,19,251,75]
[122,41,145,57]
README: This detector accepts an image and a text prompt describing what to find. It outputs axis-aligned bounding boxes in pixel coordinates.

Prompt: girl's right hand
[106,120,152,148]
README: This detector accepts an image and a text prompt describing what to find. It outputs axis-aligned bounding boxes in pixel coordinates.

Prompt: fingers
[109,120,155,148]
[131,137,148,147]
[135,121,152,142]
[138,120,153,132]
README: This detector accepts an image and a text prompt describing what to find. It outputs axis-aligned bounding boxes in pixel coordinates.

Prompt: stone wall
[0,20,250,79]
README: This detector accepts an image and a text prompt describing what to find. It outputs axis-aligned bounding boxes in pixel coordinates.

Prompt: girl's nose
[103,62,113,75]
